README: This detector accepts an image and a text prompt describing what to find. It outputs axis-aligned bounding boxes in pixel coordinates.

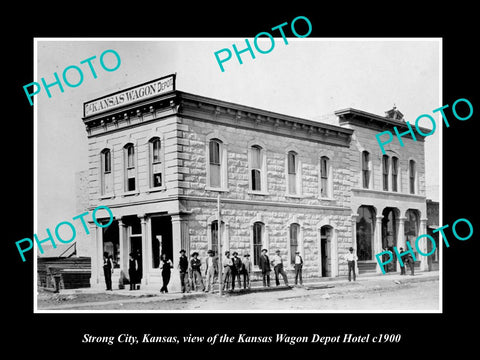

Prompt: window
[150,138,163,188]
[382,155,389,191]
[362,151,370,189]
[253,222,263,266]
[391,157,398,192]
[211,220,219,256]
[209,139,221,188]
[251,145,263,191]
[320,156,330,197]
[287,151,297,194]
[289,223,300,265]
[101,149,113,195]
[124,144,136,191]
[409,160,416,194]
[357,206,375,261]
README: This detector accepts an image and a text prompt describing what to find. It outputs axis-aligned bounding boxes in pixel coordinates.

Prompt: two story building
[80,75,431,291]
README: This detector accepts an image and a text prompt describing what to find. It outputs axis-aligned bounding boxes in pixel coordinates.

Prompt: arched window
[287,151,298,194]
[409,160,416,194]
[251,145,263,191]
[362,151,370,189]
[391,156,399,192]
[252,222,264,266]
[100,149,112,195]
[357,206,375,261]
[405,210,420,258]
[149,137,163,188]
[320,156,330,197]
[209,139,222,188]
[124,144,136,191]
[382,155,389,191]
[289,223,300,265]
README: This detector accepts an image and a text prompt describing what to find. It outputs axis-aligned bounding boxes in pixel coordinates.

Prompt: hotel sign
[83,74,176,117]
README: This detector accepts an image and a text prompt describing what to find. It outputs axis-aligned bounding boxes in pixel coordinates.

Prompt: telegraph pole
[217,193,223,296]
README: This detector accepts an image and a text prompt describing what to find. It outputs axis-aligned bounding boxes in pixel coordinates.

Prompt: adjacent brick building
[80,75,432,291]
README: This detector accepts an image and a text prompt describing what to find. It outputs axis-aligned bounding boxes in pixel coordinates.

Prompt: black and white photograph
[33,38,441,312]
[6,7,478,355]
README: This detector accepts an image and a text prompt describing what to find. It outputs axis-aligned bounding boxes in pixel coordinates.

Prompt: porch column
[117,219,127,274]
[351,214,359,276]
[419,218,429,271]
[396,217,406,273]
[374,215,384,273]
[138,214,148,285]
[89,221,101,287]
[171,214,187,292]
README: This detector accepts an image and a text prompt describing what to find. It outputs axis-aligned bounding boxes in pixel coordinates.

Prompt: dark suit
[259,254,271,287]
[231,256,243,290]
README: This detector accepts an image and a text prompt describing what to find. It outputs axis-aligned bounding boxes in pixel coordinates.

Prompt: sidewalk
[38,270,439,310]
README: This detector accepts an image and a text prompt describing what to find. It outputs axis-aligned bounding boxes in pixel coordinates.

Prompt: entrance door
[320,226,331,277]
[130,235,142,281]
[321,237,328,277]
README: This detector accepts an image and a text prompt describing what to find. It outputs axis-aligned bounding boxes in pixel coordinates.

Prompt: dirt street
[38,275,439,312]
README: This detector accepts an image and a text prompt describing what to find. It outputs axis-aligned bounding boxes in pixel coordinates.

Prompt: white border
[33,37,442,314]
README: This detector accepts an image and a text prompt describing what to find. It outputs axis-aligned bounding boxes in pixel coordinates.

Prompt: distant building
[79,75,433,291]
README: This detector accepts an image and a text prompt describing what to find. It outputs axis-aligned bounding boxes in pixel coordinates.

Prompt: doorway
[320,226,332,277]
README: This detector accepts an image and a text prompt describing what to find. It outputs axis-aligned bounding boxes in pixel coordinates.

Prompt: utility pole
[217,193,223,296]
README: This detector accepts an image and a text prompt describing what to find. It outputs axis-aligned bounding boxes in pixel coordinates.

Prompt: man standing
[271,250,289,286]
[103,252,114,291]
[205,250,218,293]
[178,249,190,293]
[190,252,204,292]
[399,247,406,275]
[259,248,271,287]
[404,242,415,276]
[294,251,303,286]
[242,254,252,289]
[222,251,233,291]
[231,252,243,290]
[344,247,358,282]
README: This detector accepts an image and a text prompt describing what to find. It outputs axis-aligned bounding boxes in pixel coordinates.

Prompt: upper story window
[320,156,330,197]
[287,151,298,195]
[209,139,222,188]
[391,156,399,192]
[250,145,264,191]
[150,137,163,188]
[124,143,136,191]
[409,160,416,194]
[382,155,389,191]
[100,149,113,195]
[361,151,371,189]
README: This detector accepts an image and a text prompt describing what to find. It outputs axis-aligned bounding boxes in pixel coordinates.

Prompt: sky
[36,38,441,236]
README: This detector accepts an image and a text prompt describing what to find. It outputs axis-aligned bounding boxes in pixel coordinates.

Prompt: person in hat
[103,252,114,291]
[160,253,173,293]
[205,250,218,293]
[344,247,358,281]
[178,249,190,293]
[271,249,289,286]
[399,247,406,275]
[259,248,271,287]
[231,251,243,290]
[242,253,252,289]
[294,250,304,286]
[222,250,233,291]
[128,252,139,291]
[190,252,204,291]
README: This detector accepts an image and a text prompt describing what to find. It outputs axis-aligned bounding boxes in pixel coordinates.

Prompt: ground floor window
[102,220,120,268]
[357,206,375,261]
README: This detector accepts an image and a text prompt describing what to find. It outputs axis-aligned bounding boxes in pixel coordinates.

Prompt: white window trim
[360,149,373,190]
[318,155,334,200]
[408,158,418,195]
[147,134,166,192]
[248,143,268,195]
[285,150,303,198]
[206,134,229,192]
[249,214,269,271]
[391,156,399,193]
[122,140,139,196]
[98,144,115,200]
[286,218,304,270]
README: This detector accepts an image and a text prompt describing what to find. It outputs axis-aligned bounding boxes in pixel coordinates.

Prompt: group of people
[177,248,304,293]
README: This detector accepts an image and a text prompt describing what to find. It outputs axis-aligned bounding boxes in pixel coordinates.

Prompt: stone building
[80,75,431,291]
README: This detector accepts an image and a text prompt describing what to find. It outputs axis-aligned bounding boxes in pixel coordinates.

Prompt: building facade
[81,75,432,291]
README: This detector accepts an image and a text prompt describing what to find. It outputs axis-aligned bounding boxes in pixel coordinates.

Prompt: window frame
[361,151,371,189]
[382,155,389,191]
[206,137,228,192]
[148,136,165,191]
